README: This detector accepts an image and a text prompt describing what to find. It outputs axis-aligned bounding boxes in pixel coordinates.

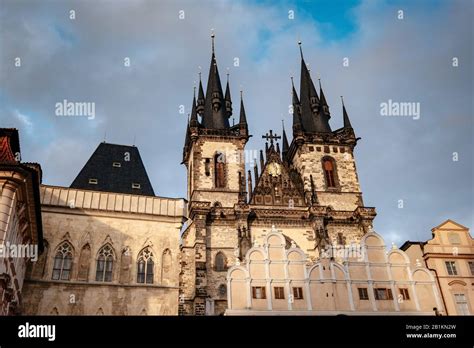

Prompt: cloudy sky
[1,0,472,245]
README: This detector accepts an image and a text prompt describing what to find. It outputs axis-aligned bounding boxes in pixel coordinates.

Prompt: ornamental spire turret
[225,72,232,117]
[341,96,352,129]
[239,90,248,135]
[282,120,289,160]
[197,71,205,115]
[291,76,303,135]
[189,87,199,128]
[201,32,229,129]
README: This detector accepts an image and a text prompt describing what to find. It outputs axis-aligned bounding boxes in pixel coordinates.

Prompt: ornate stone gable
[250,145,305,207]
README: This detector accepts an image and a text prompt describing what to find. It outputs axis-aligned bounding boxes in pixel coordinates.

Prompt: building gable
[250,145,305,207]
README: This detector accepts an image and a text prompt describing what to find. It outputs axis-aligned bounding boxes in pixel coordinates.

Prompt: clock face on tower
[267,162,282,177]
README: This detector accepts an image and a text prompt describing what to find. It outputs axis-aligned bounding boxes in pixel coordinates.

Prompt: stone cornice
[40,185,186,219]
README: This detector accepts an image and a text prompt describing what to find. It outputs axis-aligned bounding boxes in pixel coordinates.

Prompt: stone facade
[21,185,186,315]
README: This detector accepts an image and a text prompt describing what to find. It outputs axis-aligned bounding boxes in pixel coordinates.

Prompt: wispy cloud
[14,109,33,134]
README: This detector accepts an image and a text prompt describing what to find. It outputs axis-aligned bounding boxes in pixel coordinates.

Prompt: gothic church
[179,36,381,315]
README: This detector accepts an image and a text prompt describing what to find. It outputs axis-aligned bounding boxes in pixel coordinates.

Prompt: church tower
[285,42,375,249]
[180,34,250,315]
[182,33,249,209]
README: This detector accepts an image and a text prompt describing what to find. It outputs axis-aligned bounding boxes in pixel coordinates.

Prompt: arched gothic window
[52,242,73,280]
[322,157,337,188]
[96,244,115,282]
[215,252,227,272]
[137,247,154,284]
[214,152,226,188]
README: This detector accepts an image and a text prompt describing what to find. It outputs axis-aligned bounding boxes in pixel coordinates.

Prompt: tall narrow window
[52,242,73,281]
[323,158,336,188]
[337,233,346,246]
[293,287,304,300]
[214,153,226,188]
[137,247,154,284]
[205,158,211,176]
[215,252,227,272]
[96,244,115,282]
[454,293,470,315]
[399,288,410,300]
[469,261,474,276]
[445,261,458,275]
[274,287,285,299]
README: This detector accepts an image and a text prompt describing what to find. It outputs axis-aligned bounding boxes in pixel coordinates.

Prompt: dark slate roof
[70,142,155,196]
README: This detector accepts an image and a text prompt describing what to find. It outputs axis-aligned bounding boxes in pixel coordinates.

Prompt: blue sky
[0,0,472,245]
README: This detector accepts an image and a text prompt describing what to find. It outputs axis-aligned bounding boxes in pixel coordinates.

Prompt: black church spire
[341,96,352,129]
[201,33,230,129]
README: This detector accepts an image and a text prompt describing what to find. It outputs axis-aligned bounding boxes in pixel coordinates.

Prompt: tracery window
[52,242,73,281]
[96,244,115,282]
[137,247,154,284]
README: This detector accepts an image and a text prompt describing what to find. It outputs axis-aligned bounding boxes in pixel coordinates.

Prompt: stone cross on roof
[262,130,281,146]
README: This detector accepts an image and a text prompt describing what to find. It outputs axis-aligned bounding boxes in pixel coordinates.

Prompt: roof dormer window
[132,183,141,189]
[89,178,98,184]
[113,162,121,167]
